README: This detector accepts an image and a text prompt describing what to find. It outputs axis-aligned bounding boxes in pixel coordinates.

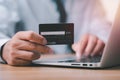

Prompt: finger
[8,58,32,66]
[72,43,82,60]
[84,35,98,57]
[15,40,52,54]
[15,50,41,61]
[79,35,89,54]
[72,43,78,51]
[91,39,105,56]
[73,35,89,59]
[14,31,47,45]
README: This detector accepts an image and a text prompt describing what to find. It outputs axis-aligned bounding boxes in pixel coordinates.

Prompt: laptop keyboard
[58,55,101,63]
[80,55,101,63]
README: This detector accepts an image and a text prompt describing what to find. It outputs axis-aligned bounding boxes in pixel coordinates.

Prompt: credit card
[39,23,74,45]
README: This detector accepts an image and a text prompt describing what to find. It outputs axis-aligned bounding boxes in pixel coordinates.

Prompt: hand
[72,34,105,59]
[2,31,53,66]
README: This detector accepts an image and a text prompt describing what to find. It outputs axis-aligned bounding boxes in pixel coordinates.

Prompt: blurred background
[101,0,119,22]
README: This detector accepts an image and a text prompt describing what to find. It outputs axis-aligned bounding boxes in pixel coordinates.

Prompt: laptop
[33,4,120,68]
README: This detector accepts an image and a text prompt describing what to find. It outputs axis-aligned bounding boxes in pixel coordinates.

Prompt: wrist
[0,43,7,64]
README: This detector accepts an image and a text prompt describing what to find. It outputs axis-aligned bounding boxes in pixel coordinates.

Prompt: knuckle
[90,36,97,44]
[82,39,87,44]
[90,34,98,39]
[15,31,23,36]
[92,39,97,44]
[81,34,89,40]
[80,38,88,46]
[9,50,17,58]
[29,43,36,50]
[98,40,105,46]
[8,58,16,65]
[29,52,35,59]
[27,31,35,39]
[10,41,19,48]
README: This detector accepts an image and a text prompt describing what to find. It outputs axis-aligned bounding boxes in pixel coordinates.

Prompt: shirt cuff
[0,39,10,64]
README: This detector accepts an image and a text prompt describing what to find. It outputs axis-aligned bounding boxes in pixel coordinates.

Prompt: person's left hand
[72,34,105,59]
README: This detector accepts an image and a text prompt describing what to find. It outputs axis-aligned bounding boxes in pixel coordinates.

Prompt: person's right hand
[2,31,53,66]
[72,34,105,60]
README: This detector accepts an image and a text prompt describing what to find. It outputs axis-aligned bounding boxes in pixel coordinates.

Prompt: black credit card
[39,23,74,45]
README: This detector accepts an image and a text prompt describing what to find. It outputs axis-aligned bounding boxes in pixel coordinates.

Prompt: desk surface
[0,54,120,80]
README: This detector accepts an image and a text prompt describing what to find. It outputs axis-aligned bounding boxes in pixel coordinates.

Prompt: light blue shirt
[0,0,111,55]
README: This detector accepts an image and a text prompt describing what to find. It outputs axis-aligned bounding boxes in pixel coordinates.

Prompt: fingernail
[43,39,47,44]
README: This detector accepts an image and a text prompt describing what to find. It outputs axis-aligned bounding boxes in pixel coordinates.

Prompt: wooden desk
[0,54,120,80]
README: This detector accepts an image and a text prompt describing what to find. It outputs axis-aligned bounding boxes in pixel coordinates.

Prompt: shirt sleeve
[88,0,112,43]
